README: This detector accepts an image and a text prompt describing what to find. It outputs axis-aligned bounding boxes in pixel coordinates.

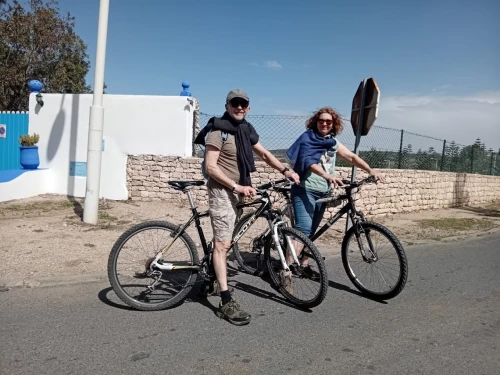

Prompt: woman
[285,107,383,278]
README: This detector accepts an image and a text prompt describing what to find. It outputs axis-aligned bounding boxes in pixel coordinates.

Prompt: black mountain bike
[107,179,329,311]
[232,176,409,301]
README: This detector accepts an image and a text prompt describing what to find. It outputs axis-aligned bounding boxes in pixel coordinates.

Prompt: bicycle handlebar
[253,175,378,199]
[255,178,293,194]
[342,175,378,188]
[315,176,378,204]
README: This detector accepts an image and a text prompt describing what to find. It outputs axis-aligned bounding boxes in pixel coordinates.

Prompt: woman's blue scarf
[286,129,337,179]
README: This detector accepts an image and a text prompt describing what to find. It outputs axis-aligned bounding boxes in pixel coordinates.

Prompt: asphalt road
[1,233,499,375]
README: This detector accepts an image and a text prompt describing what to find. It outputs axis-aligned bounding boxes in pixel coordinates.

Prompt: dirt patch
[0,194,499,280]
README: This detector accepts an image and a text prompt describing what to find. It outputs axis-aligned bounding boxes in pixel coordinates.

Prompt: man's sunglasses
[229,98,249,108]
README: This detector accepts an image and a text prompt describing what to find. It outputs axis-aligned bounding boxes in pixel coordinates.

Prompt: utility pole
[83,0,110,224]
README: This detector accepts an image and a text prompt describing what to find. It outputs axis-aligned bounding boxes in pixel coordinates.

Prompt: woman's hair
[305,107,343,136]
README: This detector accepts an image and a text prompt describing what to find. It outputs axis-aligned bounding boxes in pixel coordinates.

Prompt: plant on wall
[19,133,39,147]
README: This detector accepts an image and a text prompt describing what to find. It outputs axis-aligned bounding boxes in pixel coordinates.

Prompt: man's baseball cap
[226,89,249,103]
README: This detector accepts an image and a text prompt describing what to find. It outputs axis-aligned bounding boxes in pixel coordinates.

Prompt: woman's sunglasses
[317,119,333,125]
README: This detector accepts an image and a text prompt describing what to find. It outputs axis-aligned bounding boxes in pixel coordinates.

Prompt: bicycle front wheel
[232,201,296,276]
[232,212,269,276]
[108,221,199,311]
[265,226,328,309]
[341,221,408,300]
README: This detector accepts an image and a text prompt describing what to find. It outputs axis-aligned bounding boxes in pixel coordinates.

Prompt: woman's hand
[368,169,385,183]
[323,174,344,188]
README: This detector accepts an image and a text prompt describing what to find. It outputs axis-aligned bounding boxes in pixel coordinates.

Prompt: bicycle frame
[309,193,363,242]
[151,183,297,273]
[277,179,375,243]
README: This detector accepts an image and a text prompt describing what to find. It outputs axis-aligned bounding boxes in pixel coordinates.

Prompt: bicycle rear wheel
[341,221,408,300]
[108,221,199,311]
[265,226,328,309]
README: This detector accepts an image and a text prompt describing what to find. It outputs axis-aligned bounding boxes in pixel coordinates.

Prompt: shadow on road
[327,279,388,304]
[97,267,389,314]
[97,264,315,313]
[97,286,139,311]
[226,264,313,312]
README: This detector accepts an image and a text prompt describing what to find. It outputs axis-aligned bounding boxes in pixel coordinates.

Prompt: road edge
[0,272,108,291]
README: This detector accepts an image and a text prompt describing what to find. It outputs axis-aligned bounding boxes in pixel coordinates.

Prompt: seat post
[185,188,197,209]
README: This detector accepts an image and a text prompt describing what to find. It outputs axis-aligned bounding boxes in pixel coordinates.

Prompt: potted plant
[19,133,40,169]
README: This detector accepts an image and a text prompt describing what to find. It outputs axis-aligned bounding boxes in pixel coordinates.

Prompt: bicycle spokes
[346,225,404,296]
[113,226,196,304]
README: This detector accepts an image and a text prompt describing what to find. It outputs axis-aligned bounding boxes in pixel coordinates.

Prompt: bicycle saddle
[168,180,205,190]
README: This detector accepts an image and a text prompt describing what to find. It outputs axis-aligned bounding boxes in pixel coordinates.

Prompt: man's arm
[205,145,237,189]
[252,142,300,183]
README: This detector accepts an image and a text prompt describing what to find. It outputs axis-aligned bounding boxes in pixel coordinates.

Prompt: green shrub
[19,133,40,147]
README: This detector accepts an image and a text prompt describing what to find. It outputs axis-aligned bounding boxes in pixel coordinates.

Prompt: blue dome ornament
[180,81,191,96]
[28,80,43,93]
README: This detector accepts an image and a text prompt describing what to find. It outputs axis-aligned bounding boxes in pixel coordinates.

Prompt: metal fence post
[398,129,404,169]
[470,147,474,174]
[440,139,446,171]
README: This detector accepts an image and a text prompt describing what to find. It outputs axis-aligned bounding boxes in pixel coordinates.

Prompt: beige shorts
[207,178,242,242]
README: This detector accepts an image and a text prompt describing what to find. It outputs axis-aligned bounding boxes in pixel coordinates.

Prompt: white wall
[28,93,195,200]
[0,169,54,202]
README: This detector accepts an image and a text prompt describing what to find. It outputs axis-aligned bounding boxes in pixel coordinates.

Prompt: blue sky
[57,0,499,148]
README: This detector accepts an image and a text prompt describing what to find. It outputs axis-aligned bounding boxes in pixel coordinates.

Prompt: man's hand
[235,184,256,198]
[284,170,300,184]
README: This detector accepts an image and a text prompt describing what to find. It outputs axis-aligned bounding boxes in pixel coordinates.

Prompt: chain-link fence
[196,112,500,176]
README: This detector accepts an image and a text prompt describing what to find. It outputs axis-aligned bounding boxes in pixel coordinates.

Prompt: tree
[0,0,91,111]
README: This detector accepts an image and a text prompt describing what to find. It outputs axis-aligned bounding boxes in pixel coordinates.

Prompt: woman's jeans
[291,184,328,238]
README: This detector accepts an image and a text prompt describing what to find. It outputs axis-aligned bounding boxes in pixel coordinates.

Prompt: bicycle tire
[341,221,408,300]
[232,212,268,276]
[265,226,328,309]
[108,220,200,311]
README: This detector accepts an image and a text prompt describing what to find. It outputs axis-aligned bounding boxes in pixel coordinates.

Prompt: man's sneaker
[279,269,293,295]
[216,299,251,326]
[198,280,234,298]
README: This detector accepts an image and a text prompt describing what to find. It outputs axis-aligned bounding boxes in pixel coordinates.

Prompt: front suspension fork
[352,218,378,262]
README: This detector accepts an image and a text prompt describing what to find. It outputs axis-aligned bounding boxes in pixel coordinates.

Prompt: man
[194,89,300,326]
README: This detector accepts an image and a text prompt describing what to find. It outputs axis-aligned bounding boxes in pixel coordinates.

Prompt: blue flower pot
[20,146,40,169]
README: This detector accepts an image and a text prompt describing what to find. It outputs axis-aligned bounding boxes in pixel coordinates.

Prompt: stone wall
[127,155,500,217]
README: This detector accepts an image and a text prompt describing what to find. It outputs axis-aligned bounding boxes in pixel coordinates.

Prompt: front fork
[271,221,300,272]
[351,212,378,263]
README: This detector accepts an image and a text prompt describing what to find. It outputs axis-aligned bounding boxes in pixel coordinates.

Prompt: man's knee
[214,241,231,254]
